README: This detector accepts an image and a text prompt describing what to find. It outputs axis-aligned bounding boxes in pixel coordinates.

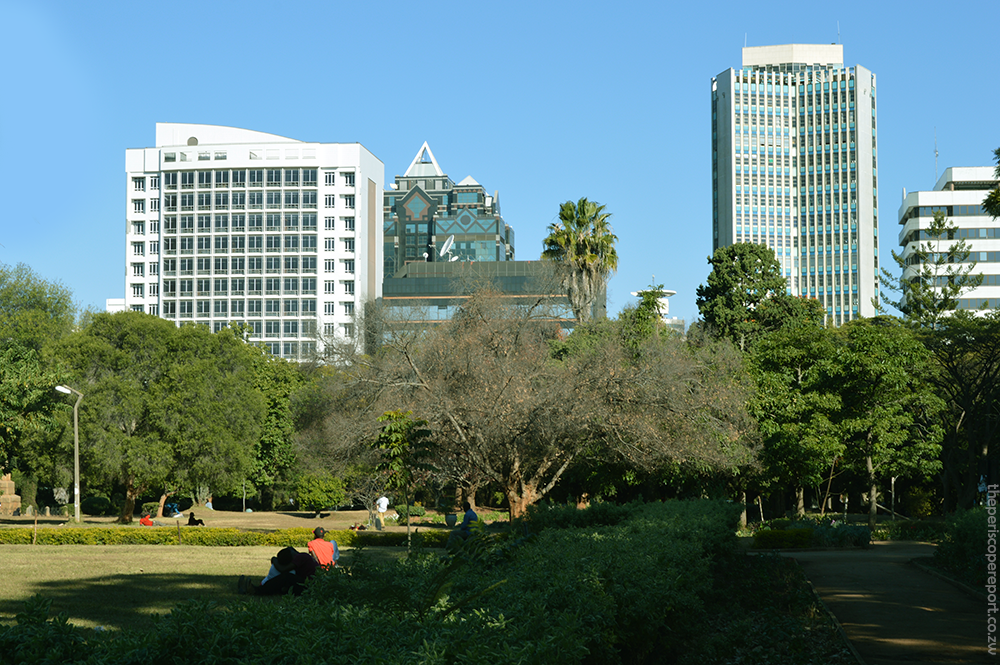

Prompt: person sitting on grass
[446,502,479,551]
[308,527,339,568]
[140,512,154,526]
[187,512,205,526]
[238,547,318,597]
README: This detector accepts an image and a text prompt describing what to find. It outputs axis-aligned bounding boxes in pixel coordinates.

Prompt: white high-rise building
[711,44,879,324]
[898,166,1000,312]
[125,123,384,359]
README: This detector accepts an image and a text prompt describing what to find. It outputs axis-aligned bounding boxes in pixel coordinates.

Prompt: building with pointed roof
[383,143,514,279]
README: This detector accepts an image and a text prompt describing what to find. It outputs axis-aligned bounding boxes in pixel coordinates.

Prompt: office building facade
[898,166,1000,311]
[383,143,514,279]
[125,123,383,359]
[711,44,879,324]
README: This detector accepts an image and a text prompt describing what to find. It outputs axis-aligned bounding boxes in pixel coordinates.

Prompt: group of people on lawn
[238,501,479,597]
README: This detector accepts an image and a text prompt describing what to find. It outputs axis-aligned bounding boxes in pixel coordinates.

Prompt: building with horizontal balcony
[711,44,880,324]
[125,123,383,359]
[897,166,1000,312]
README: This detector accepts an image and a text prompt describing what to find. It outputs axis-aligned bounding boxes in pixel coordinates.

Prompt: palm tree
[542,198,619,323]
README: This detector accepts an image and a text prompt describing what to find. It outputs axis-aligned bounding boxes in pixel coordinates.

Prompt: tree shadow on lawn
[0,572,237,631]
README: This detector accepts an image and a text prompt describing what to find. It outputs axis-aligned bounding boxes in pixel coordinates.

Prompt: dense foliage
[0,500,854,664]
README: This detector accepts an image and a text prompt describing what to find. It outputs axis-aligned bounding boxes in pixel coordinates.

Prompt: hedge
[0,526,449,548]
[753,528,814,549]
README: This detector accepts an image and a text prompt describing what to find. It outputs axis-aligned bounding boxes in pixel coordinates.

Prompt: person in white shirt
[376,496,389,529]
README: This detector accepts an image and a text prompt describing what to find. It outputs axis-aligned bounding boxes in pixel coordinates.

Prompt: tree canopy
[0,262,75,353]
[542,198,618,323]
[48,312,265,522]
[696,243,788,350]
[984,147,1000,220]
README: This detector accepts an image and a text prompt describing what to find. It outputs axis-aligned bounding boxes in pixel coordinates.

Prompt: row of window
[151,214,355,233]
[158,168,355,188]
[160,298,324,316]
[147,236,356,255]
[134,257,356,277]
[158,191,356,211]
[151,277,355,296]
[902,226,1000,245]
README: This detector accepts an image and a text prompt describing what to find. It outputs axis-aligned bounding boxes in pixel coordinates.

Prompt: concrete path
[787,542,990,664]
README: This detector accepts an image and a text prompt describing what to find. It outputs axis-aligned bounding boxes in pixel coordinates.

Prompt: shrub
[80,496,111,517]
[296,473,346,514]
[753,528,813,549]
[393,504,426,519]
[141,502,160,515]
[811,523,870,548]
[935,508,987,587]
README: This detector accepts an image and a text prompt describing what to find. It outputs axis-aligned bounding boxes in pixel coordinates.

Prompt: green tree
[247,351,303,510]
[877,210,982,328]
[0,262,75,353]
[984,147,1000,220]
[0,346,62,470]
[373,410,430,549]
[834,317,944,530]
[542,198,618,323]
[295,472,346,515]
[924,311,1000,510]
[750,321,842,516]
[48,312,264,522]
[696,243,788,351]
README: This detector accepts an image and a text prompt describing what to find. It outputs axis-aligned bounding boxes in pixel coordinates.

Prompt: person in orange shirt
[307,527,339,568]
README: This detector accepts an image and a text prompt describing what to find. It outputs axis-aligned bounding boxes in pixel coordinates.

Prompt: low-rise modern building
[897,166,1000,311]
[125,123,384,359]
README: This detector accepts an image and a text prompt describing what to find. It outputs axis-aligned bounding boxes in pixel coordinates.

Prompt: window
[302,256,317,272]
[248,278,262,294]
[283,320,298,336]
[303,169,317,186]
[324,260,336,273]
[197,236,212,252]
[149,198,160,212]
[197,300,211,315]
[266,257,281,273]
[285,235,299,251]
[248,213,263,229]
[148,304,159,316]
[199,171,212,187]
[343,217,355,231]
[266,213,281,230]
[197,192,211,209]
[133,199,145,213]
[248,257,262,273]
[324,302,337,315]
[284,213,299,230]
[231,192,245,209]
[284,256,299,272]
[285,169,299,186]
[325,216,335,230]
[285,191,299,208]
[266,299,281,314]
[214,300,228,315]
[343,259,355,274]
[342,323,355,339]
[301,277,316,293]
[164,194,177,210]
[231,300,245,315]
[325,194,336,208]
[248,299,262,314]
[215,192,229,209]
[249,169,264,186]
[149,283,159,297]
[342,172,355,186]
[197,258,211,272]
[266,235,281,251]
[302,299,316,314]
[324,280,336,294]
[267,191,281,209]
[249,191,263,209]
[197,278,211,295]
[232,236,245,252]
[302,214,317,230]
[132,242,145,256]
[302,191,317,208]
[324,171,336,186]
[266,169,281,186]
[133,177,145,191]
[149,262,159,275]
[130,304,143,312]
[284,299,299,314]
[283,277,298,293]
[180,279,193,294]
[215,236,229,252]
[302,235,317,250]
[164,153,176,163]
[342,195,355,209]
[163,280,177,295]
[248,235,263,251]
[214,278,228,294]
[132,221,145,235]
[215,170,229,187]
[214,257,228,272]
[149,220,159,233]
[180,215,194,231]
[343,281,355,295]
[150,176,159,190]
[149,241,159,254]
[132,263,145,277]
[342,302,354,316]
[343,238,355,252]
[232,170,246,187]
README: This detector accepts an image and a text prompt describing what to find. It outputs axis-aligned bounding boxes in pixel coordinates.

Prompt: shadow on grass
[0,572,236,631]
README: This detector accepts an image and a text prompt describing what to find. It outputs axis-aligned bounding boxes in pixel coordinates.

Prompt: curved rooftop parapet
[155,123,298,147]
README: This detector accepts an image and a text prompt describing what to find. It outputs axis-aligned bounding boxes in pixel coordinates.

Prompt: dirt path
[787,542,990,664]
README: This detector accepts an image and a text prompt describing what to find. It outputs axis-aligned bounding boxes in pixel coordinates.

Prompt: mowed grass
[0,542,410,632]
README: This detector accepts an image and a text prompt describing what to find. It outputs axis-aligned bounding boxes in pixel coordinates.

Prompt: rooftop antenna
[744,33,747,48]
[439,235,455,261]
[837,21,841,44]
[934,128,939,182]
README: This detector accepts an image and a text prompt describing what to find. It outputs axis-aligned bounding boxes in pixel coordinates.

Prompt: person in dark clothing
[187,512,205,526]
[238,547,318,596]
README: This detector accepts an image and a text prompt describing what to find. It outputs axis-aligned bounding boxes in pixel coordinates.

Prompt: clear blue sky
[2,0,997,325]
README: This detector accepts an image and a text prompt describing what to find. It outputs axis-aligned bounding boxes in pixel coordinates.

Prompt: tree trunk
[866,454,877,532]
[155,491,174,519]
[738,490,747,528]
[118,477,143,524]
[794,486,805,518]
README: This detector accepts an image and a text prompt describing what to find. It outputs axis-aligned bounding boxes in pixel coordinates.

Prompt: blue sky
[2,0,998,325]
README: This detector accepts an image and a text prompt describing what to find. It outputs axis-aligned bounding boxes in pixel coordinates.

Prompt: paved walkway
[787,542,990,664]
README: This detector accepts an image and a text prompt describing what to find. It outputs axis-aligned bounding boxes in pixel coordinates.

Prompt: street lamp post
[55,385,83,523]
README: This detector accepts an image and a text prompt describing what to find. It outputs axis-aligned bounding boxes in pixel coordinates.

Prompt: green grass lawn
[0,544,409,631]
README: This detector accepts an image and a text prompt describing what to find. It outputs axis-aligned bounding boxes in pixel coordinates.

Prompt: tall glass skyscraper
[711,44,879,324]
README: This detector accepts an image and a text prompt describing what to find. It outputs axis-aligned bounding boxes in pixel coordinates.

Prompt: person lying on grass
[238,547,317,596]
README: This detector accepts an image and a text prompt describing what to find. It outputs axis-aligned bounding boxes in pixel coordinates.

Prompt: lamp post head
[55,385,72,395]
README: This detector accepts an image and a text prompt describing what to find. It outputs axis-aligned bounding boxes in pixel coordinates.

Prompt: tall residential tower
[711,44,879,324]
[125,123,384,359]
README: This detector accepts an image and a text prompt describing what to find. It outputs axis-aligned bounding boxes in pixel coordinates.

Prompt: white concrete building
[898,166,1000,312]
[125,123,384,359]
[711,44,879,324]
